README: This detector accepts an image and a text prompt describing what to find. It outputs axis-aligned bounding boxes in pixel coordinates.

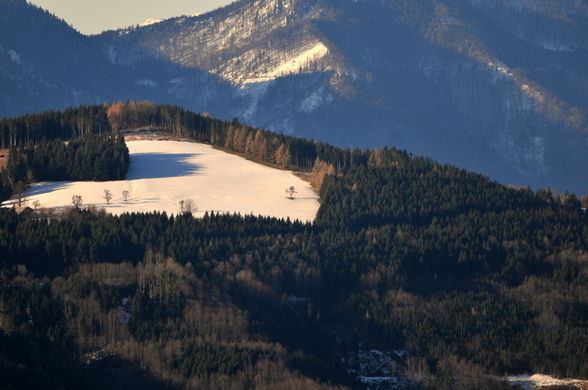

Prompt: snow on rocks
[119,298,132,324]
[393,350,408,359]
[300,86,332,113]
[7,49,22,65]
[506,374,586,390]
[136,79,158,87]
[2,140,320,223]
[139,18,163,27]
[343,345,408,390]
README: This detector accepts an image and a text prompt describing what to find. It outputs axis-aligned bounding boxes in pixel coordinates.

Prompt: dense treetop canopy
[1,103,587,390]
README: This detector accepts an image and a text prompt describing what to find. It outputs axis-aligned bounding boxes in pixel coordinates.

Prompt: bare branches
[72,195,83,208]
[103,189,112,204]
[179,199,196,215]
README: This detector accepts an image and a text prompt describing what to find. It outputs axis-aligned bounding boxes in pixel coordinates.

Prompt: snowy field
[2,140,320,222]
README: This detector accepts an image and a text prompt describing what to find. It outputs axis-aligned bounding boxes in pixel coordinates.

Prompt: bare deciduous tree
[179,199,196,214]
[122,190,130,202]
[285,186,297,200]
[103,189,112,204]
[184,199,196,214]
[32,200,40,209]
[72,195,83,209]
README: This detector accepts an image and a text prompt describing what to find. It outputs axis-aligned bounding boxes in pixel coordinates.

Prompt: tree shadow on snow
[127,153,202,180]
[26,182,72,197]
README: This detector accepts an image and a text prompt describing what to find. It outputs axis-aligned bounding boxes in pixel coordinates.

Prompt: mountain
[0,0,144,116]
[0,0,236,117]
[2,0,588,191]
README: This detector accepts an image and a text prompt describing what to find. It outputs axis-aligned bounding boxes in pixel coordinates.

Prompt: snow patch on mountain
[300,86,332,113]
[242,42,329,85]
[542,41,574,51]
[6,49,22,65]
[137,79,158,87]
[105,46,117,64]
[486,60,512,79]
[238,80,274,121]
[343,345,407,390]
[119,298,132,324]
[139,18,163,27]
[506,374,586,390]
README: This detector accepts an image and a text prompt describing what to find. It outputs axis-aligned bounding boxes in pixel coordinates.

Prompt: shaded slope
[0,0,237,118]
[95,0,588,191]
[2,0,588,191]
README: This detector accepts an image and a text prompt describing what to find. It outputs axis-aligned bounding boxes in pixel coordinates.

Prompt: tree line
[7,134,129,182]
[1,101,407,177]
[0,105,110,148]
[0,101,409,201]
[1,162,587,388]
[0,135,129,202]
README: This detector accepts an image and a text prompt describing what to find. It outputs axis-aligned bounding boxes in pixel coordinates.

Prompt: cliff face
[2,0,588,191]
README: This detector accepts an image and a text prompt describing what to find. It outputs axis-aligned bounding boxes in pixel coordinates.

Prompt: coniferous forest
[0,134,129,203]
[8,135,129,181]
[1,103,587,390]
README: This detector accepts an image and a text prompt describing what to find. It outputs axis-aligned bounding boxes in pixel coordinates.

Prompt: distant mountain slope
[0,0,236,117]
[0,0,135,116]
[97,0,333,85]
[2,0,588,192]
[93,0,588,191]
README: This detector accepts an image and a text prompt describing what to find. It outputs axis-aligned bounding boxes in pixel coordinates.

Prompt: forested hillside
[0,134,129,203]
[7,135,129,182]
[1,104,587,389]
[0,101,389,189]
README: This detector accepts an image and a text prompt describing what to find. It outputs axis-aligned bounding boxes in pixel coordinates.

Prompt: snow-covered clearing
[2,140,320,222]
[506,374,587,390]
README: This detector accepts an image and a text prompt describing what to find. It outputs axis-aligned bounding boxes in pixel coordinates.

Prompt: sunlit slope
[3,140,319,222]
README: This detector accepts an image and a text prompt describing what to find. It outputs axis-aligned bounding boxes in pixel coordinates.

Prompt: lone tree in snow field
[72,195,83,209]
[179,199,196,215]
[184,199,196,214]
[286,186,297,200]
[103,189,112,204]
[122,190,130,202]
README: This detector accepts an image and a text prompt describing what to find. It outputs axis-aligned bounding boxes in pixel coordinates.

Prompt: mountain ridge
[2,0,588,192]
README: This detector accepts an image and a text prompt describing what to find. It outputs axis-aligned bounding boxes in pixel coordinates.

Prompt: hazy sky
[28,0,235,35]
